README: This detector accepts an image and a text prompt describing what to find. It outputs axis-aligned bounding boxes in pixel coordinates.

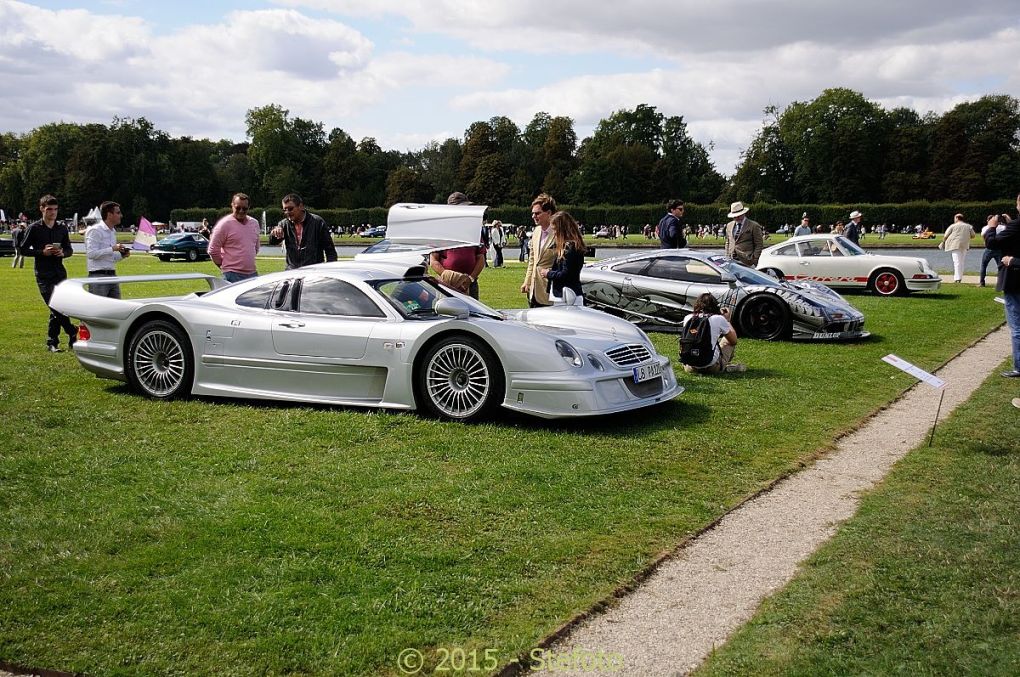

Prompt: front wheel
[126,320,194,399]
[415,335,504,422]
[869,269,905,296]
[737,295,791,341]
[186,249,199,262]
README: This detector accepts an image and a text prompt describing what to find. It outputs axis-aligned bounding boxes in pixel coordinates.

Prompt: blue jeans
[88,270,121,299]
[223,270,258,283]
[1005,290,1020,371]
[980,248,1002,285]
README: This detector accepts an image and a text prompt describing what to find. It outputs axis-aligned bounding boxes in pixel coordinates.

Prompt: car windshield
[834,236,865,255]
[370,277,502,320]
[712,257,781,286]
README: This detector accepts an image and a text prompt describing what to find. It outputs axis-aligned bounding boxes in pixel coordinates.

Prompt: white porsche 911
[757,234,941,296]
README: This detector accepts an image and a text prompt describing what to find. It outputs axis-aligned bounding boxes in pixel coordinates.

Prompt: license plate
[633,361,662,383]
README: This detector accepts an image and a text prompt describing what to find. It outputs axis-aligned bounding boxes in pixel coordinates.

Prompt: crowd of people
[9,188,1020,399]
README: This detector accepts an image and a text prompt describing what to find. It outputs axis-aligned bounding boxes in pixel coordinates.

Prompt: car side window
[235,283,277,309]
[797,241,825,257]
[645,256,721,284]
[773,244,798,256]
[613,260,650,275]
[296,277,386,317]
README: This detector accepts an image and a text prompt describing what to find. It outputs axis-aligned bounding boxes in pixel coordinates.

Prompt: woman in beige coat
[940,213,975,282]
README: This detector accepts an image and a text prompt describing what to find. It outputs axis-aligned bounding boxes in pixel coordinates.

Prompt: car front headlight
[555,340,583,368]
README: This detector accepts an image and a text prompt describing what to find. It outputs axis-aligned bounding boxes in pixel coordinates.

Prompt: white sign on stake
[882,354,946,389]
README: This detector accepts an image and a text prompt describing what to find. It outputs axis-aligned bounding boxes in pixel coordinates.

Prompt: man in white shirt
[85,201,130,298]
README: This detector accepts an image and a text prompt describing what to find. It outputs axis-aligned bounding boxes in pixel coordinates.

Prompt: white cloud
[275,0,1020,54]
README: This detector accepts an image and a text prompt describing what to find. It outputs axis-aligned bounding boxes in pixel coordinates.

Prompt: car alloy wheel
[186,249,199,262]
[127,320,193,399]
[738,295,790,341]
[417,336,502,421]
[870,269,904,296]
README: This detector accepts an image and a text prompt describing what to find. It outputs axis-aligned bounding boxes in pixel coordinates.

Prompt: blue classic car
[150,233,210,262]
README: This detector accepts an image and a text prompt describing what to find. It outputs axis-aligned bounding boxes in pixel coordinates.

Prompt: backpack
[679,313,716,368]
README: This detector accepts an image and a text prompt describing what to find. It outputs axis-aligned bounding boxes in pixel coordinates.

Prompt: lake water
[70,243,998,275]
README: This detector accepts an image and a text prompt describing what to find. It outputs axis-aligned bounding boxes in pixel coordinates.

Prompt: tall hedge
[173,200,1016,233]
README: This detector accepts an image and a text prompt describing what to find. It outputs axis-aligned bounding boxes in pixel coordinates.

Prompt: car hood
[501,305,652,346]
[857,253,931,269]
[778,279,862,315]
[386,203,486,245]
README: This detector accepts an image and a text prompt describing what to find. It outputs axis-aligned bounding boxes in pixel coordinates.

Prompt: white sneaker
[723,363,747,373]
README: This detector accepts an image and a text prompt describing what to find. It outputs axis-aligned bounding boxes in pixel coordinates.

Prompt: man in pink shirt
[209,193,260,282]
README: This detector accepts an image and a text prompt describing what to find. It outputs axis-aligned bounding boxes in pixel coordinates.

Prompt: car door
[627,255,717,324]
[196,279,281,392]
[269,276,392,401]
[795,238,848,285]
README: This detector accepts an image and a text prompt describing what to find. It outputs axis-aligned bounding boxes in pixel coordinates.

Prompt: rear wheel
[737,295,791,341]
[415,335,504,422]
[186,249,199,262]
[126,320,193,399]
[869,269,905,296]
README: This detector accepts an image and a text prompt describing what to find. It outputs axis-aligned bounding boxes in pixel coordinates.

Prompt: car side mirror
[435,297,470,319]
[720,272,737,286]
[560,287,579,306]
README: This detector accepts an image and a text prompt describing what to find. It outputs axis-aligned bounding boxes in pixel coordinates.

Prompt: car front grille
[605,343,653,368]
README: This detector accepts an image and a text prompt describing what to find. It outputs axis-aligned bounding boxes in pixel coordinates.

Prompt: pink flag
[133,216,158,250]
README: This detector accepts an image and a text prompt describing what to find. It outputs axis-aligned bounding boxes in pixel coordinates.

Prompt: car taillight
[77,323,91,341]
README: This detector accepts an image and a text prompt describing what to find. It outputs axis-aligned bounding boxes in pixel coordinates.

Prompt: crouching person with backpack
[679,293,747,374]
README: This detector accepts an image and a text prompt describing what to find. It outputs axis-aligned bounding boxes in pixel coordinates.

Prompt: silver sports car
[49,263,682,421]
[581,250,868,341]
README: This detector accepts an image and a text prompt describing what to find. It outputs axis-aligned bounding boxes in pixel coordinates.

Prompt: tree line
[1,89,1018,225]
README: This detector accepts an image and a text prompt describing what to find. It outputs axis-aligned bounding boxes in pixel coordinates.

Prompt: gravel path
[545,324,1010,676]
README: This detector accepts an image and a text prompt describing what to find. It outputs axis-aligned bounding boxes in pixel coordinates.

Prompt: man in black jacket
[658,199,687,249]
[269,193,338,269]
[985,192,1020,377]
[20,194,77,352]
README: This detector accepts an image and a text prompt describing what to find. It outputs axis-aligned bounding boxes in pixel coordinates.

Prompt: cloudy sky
[2,0,1019,176]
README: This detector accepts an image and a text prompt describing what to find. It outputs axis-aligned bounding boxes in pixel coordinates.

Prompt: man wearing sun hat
[845,210,864,245]
[724,201,764,267]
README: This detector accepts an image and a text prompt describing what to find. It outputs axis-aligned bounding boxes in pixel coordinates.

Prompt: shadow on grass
[497,399,712,437]
[100,381,710,438]
[966,441,1018,457]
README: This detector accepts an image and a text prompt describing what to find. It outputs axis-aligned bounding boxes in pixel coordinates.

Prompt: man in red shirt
[430,192,486,298]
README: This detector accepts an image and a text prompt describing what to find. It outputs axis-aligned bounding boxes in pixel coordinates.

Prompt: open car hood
[385,203,486,248]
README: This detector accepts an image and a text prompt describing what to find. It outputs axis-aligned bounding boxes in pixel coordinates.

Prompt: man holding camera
[85,201,131,298]
[20,194,78,352]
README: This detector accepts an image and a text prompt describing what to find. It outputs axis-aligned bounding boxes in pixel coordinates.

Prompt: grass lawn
[0,254,1007,675]
[696,363,1020,676]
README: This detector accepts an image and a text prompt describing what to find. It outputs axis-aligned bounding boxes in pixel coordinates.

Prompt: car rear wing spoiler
[71,272,226,288]
[50,273,226,322]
